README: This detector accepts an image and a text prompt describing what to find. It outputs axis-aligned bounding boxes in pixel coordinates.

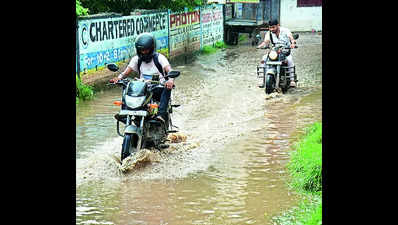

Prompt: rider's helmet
[135,32,156,63]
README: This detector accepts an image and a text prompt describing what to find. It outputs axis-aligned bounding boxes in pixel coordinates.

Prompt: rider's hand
[110,73,124,83]
[290,43,296,49]
[165,79,174,89]
[110,77,120,83]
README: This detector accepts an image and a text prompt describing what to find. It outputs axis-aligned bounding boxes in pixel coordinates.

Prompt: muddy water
[76,33,322,225]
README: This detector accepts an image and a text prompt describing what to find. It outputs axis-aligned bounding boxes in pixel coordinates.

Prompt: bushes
[200,41,227,54]
[76,75,94,103]
[214,40,227,49]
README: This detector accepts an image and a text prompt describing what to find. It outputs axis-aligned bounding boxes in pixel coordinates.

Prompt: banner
[207,0,226,3]
[200,4,223,47]
[77,11,169,71]
[227,0,259,3]
[169,8,201,57]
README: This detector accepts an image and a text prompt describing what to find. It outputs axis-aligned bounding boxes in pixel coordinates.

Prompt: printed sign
[227,0,259,3]
[169,8,201,57]
[200,4,223,47]
[207,0,226,3]
[77,11,169,71]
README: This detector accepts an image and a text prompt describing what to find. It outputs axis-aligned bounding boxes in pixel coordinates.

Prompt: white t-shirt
[127,53,170,83]
[264,27,292,46]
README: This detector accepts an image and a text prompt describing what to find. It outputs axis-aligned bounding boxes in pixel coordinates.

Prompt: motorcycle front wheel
[265,74,276,94]
[121,134,139,162]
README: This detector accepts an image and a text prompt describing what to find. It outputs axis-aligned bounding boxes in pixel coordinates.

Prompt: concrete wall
[280,0,322,32]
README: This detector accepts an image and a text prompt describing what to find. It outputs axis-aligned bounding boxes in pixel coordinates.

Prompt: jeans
[152,87,171,118]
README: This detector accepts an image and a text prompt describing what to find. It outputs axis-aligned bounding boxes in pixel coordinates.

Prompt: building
[280,0,322,32]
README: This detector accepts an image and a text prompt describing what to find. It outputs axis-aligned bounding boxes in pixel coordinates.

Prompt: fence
[76,4,224,75]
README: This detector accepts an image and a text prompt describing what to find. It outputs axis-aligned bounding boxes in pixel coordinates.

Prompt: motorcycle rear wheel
[121,134,138,162]
[265,74,276,94]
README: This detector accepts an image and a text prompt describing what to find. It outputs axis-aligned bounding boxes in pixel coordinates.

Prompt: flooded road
[76,32,322,224]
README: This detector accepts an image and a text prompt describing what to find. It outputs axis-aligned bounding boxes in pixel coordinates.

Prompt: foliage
[214,40,227,49]
[288,122,322,193]
[76,75,94,101]
[76,0,89,16]
[238,34,248,42]
[271,122,322,225]
[79,0,206,16]
[201,41,226,54]
[201,45,217,54]
[272,194,322,225]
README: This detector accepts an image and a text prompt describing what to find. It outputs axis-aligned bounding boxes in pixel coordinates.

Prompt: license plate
[266,61,282,65]
[119,110,147,116]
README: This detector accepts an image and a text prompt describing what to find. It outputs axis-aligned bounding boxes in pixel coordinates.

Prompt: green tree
[76,0,89,16]
[79,0,206,16]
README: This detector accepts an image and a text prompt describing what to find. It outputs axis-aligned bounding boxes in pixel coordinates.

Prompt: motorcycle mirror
[293,34,299,40]
[107,63,119,72]
[166,70,180,78]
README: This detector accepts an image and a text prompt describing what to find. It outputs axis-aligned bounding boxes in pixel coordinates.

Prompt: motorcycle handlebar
[107,79,128,87]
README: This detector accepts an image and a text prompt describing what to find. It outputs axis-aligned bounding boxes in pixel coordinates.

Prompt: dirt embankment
[79,62,130,90]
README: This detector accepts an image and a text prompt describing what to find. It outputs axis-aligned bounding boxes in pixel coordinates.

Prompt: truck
[223,0,280,45]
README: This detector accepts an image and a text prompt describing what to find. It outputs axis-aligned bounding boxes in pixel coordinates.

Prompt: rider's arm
[288,33,296,48]
[257,40,269,48]
[118,66,133,79]
[164,65,174,89]
[257,31,270,48]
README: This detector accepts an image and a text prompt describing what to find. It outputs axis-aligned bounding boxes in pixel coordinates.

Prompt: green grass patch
[288,122,322,193]
[271,122,322,225]
[201,45,218,54]
[238,34,247,42]
[214,40,227,49]
[272,194,322,225]
[76,75,94,103]
[200,41,228,55]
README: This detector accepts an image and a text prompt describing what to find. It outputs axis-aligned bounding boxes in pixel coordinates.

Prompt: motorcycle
[106,63,181,163]
[256,34,299,94]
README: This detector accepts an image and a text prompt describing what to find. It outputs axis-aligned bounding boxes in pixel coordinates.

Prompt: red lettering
[170,14,175,28]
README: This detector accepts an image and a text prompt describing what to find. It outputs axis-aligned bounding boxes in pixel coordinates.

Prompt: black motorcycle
[106,63,181,162]
[256,34,299,94]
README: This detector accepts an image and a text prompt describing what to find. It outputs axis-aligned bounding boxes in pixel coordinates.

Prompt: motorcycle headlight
[269,50,278,60]
[125,95,146,109]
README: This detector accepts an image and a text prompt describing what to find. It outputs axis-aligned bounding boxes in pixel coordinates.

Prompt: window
[297,0,322,7]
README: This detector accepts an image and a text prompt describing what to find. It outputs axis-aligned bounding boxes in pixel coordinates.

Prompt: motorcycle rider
[257,19,297,87]
[111,32,174,123]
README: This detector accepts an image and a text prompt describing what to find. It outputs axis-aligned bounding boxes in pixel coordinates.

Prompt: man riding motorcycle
[111,32,174,123]
[257,19,297,88]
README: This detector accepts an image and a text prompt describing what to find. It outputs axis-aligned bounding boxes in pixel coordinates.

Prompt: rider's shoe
[290,81,296,87]
[257,84,264,88]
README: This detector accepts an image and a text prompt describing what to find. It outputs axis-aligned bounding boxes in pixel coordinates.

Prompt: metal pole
[76,20,81,80]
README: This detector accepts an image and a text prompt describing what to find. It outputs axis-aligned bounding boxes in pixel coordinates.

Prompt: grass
[272,193,322,225]
[200,41,228,55]
[238,34,247,42]
[76,75,94,104]
[271,122,322,225]
[288,122,322,193]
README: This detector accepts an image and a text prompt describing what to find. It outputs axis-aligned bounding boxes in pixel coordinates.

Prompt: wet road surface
[76,32,322,225]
